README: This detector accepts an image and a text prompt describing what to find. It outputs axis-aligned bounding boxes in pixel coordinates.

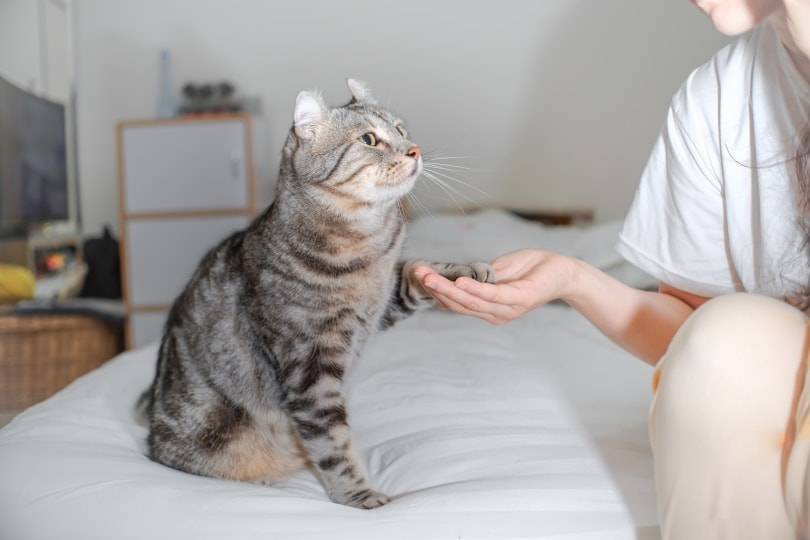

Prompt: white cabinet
[117,115,256,349]
[121,120,250,213]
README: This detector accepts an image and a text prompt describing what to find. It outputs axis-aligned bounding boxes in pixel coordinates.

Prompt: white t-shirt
[617,22,810,300]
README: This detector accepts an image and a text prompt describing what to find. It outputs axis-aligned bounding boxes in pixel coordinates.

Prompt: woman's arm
[415,250,710,366]
[563,260,709,365]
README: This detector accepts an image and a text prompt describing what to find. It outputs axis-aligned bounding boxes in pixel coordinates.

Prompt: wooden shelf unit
[117,114,257,349]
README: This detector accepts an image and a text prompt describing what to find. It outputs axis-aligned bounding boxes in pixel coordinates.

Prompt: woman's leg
[785,325,810,538]
[650,293,809,539]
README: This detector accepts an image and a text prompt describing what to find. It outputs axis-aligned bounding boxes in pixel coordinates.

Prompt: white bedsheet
[0,209,658,539]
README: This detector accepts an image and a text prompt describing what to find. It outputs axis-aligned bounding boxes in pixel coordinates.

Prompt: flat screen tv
[0,74,68,239]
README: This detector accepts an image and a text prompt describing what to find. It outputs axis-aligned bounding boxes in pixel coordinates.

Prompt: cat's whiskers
[409,153,491,216]
[420,171,473,215]
[422,165,489,196]
[402,192,432,220]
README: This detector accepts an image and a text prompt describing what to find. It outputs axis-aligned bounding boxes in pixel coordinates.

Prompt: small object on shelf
[0,235,80,278]
[56,262,88,301]
[32,241,78,277]
[0,264,35,306]
[79,226,121,300]
[179,80,243,115]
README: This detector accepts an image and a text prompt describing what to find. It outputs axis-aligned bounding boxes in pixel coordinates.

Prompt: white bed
[0,209,660,540]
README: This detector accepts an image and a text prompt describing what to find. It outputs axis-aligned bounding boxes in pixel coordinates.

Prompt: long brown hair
[795,129,810,310]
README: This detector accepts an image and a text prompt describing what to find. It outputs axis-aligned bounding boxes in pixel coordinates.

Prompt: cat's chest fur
[246,202,405,346]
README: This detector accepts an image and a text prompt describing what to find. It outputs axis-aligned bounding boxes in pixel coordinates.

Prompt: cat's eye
[360,133,377,146]
[396,125,407,137]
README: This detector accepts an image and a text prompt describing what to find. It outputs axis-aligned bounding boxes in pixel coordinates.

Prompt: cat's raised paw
[465,261,496,284]
[433,261,495,284]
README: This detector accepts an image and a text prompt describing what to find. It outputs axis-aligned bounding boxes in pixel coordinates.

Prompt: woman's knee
[660,293,808,382]
[652,293,809,431]
[651,294,807,540]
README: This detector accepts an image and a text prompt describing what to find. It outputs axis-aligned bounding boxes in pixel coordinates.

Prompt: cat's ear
[347,78,377,105]
[294,90,326,140]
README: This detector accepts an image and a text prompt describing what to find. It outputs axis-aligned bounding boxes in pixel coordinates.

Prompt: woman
[415,0,810,537]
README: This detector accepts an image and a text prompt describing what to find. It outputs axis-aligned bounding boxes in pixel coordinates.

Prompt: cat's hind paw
[338,488,390,509]
[357,490,390,509]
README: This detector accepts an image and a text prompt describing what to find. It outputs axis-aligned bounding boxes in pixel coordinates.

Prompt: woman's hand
[413,249,579,325]
[415,248,702,365]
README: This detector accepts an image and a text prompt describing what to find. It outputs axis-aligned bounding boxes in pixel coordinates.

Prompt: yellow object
[0,264,35,305]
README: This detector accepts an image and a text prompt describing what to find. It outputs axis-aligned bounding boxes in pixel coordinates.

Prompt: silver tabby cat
[139,79,495,509]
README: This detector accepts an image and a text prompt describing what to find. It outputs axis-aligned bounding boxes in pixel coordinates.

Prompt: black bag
[79,226,122,299]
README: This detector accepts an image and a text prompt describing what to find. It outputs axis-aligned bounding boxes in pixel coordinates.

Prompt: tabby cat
[139,79,495,509]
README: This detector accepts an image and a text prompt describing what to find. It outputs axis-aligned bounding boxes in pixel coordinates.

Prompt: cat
[139,79,495,509]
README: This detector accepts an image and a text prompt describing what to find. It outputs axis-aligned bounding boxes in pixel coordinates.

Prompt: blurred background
[0,0,730,237]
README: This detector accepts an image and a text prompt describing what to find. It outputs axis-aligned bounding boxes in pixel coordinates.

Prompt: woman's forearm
[563,259,698,366]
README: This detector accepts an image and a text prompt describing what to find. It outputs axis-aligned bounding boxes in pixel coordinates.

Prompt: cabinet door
[121,119,249,213]
[125,215,249,306]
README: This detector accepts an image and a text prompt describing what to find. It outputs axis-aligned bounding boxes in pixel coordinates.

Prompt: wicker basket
[0,314,123,409]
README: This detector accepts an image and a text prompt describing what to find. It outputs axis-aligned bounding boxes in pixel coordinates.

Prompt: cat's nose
[406,146,421,160]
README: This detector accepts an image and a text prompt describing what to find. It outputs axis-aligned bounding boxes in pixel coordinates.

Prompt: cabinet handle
[230,151,243,181]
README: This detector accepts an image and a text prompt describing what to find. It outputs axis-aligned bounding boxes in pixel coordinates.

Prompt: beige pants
[651,293,810,539]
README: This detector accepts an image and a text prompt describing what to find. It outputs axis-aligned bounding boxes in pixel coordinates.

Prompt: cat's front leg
[284,359,388,509]
[380,260,495,328]
[309,425,389,509]
[403,259,495,302]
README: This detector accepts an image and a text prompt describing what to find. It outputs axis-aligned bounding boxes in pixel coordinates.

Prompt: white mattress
[0,209,659,539]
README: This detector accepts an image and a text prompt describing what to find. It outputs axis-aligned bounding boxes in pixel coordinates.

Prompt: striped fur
[139,80,494,509]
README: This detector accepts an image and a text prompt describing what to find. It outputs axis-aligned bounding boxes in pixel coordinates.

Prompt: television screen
[0,74,68,238]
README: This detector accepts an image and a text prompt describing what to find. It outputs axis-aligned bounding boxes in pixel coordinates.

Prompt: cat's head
[281,79,421,211]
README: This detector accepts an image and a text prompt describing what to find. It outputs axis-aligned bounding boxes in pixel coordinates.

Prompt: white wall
[0,0,70,102]
[73,0,730,235]
[0,0,41,93]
